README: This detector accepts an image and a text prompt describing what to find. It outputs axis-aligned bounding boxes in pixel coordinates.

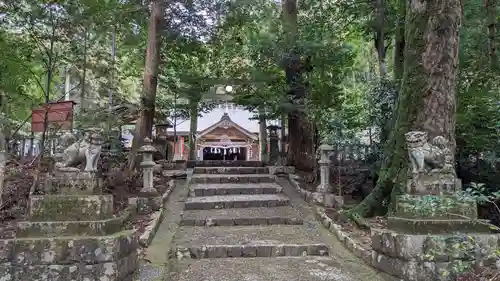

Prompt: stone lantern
[317,144,334,193]
[267,125,280,164]
[155,122,172,140]
[138,137,158,194]
[312,143,337,206]
[155,122,172,159]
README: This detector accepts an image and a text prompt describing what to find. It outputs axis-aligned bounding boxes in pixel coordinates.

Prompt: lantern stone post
[313,144,334,205]
[317,144,333,193]
[267,125,280,165]
[138,137,158,194]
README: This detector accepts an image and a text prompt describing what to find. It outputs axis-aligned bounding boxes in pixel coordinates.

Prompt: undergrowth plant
[410,183,500,280]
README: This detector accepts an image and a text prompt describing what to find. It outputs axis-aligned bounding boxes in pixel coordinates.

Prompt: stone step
[180,206,303,226]
[184,194,289,210]
[167,257,354,281]
[193,166,269,174]
[187,160,264,168]
[16,216,125,238]
[190,174,276,184]
[28,195,114,221]
[191,183,282,196]
[173,225,329,259]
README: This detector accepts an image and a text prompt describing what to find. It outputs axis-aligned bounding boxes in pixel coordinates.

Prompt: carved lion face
[405,131,427,148]
[60,132,77,147]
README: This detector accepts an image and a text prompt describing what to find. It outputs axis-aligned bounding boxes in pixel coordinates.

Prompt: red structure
[31,101,76,132]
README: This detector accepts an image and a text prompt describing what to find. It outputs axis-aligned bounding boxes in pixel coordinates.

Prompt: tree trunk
[0,92,5,206]
[258,108,268,163]
[80,28,88,111]
[282,0,316,172]
[485,0,497,71]
[0,130,4,207]
[280,114,286,162]
[282,0,297,43]
[287,114,316,171]
[128,0,164,171]
[39,12,56,159]
[374,0,387,78]
[393,0,406,83]
[188,99,198,160]
[348,0,462,221]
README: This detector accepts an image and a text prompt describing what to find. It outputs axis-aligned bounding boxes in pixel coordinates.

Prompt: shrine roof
[168,106,260,133]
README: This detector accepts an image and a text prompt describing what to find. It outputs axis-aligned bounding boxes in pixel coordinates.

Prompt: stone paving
[137,163,396,281]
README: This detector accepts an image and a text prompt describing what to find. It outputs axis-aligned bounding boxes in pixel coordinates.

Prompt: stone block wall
[371,229,500,281]
[0,194,138,280]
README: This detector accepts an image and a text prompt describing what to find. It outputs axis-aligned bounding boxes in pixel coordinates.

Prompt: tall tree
[348,0,463,221]
[129,0,164,170]
[374,0,387,78]
[393,0,406,83]
[485,0,497,71]
[258,107,268,162]
[282,0,316,172]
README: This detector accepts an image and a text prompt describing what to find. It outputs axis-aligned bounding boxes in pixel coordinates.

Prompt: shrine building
[167,103,268,161]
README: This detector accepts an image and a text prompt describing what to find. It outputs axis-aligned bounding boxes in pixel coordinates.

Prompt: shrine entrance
[202,147,247,160]
[195,113,259,161]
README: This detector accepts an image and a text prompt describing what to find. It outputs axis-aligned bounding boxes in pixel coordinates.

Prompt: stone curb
[287,174,315,204]
[314,208,372,265]
[139,179,176,247]
[287,174,373,266]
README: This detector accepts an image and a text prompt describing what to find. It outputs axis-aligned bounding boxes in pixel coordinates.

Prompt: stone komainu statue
[404,131,454,175]
[55,128,103,171]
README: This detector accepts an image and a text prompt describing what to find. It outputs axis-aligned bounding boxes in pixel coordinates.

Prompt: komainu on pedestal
[370,130,500,281]
[0,127,139,281]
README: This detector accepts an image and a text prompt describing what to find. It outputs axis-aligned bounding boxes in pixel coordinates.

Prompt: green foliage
[1,0,499,176]
[399,194,468,218]
[423,235,500,278]
[400,183,500,227]
[455,0,500,159]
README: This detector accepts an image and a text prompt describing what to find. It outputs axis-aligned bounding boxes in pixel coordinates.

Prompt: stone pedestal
[0,129,138,281]
[371,230,500,281]
[51,168,100,194]
[406,171,461,195]
[0,194,138,281]
[372,177,498,281]
[370,131,500,281]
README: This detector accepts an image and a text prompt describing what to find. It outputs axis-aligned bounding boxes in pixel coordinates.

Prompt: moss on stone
[16,216,126,238]
[387,217,493,234]
[29,195,114,221]
[393,195,478,219]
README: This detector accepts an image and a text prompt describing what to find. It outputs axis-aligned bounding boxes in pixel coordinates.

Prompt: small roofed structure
[168,105,261,161]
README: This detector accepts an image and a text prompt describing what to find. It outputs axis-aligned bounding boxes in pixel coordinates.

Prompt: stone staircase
[167,163,336,281]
